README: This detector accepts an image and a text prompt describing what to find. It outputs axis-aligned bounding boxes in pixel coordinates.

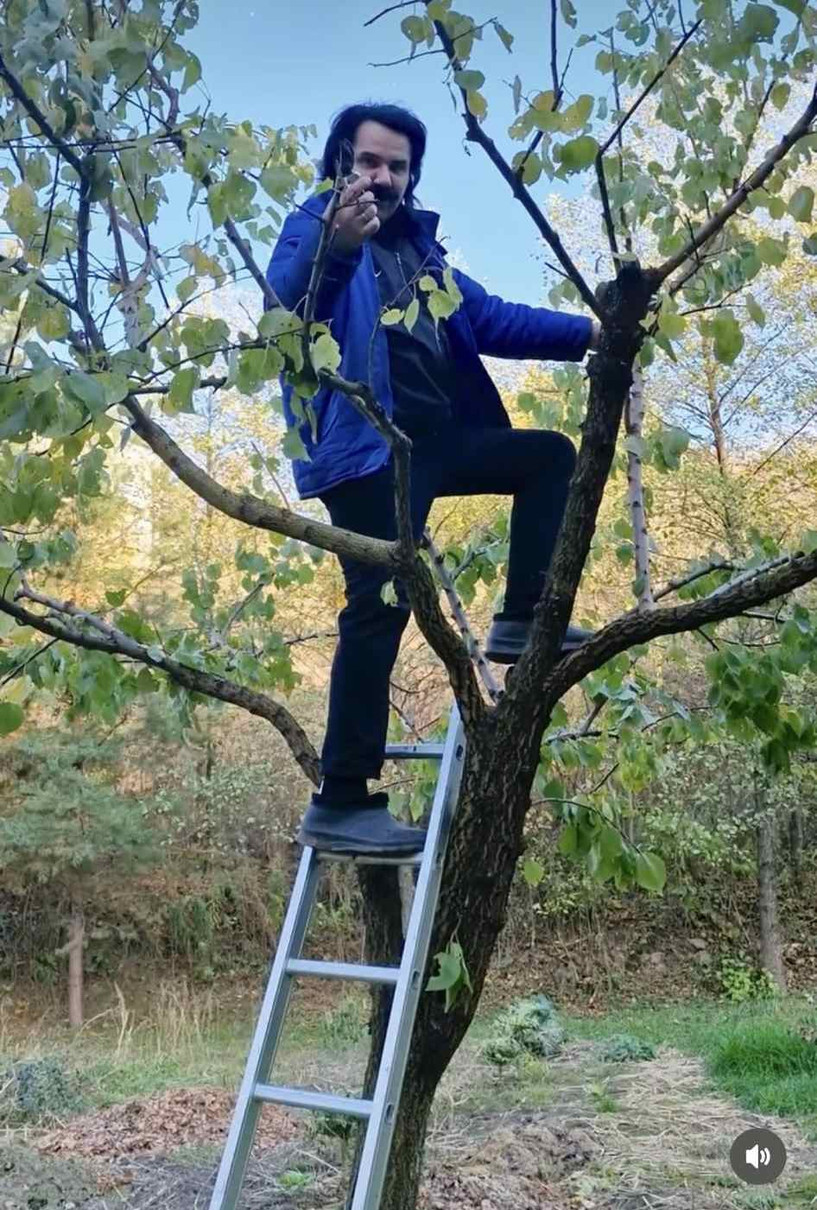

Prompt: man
[265,102,598,856]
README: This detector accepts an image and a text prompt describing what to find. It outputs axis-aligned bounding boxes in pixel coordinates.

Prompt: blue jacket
[264,191,592,500]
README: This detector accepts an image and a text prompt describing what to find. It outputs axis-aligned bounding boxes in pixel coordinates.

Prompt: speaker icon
[746,1144,771,1169]
[731,1128,786,1184]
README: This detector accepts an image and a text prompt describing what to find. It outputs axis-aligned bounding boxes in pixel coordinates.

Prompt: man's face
[350,120,412,224]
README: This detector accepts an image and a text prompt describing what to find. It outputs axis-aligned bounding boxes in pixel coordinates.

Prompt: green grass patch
[565,998,817,1134]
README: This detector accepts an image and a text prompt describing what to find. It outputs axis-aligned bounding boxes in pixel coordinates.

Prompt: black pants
[319,422,576,780]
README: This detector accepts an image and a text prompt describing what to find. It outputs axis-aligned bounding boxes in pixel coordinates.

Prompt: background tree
[3,2,817,1207]
[0,726,154,1026]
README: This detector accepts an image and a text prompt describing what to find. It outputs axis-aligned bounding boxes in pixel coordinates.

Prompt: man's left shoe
[484,618,594,665]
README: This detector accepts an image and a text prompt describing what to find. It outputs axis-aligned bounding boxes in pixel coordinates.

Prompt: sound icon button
[730,1128,787,1185]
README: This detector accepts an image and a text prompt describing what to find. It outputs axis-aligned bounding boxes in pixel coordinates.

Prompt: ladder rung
[319,850,423,867]
[286,958,399,985]
[254,1084,373,1119]
[384,743,445,760]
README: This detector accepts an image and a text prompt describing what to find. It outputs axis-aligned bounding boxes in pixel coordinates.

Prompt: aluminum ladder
[208,700,465,1210]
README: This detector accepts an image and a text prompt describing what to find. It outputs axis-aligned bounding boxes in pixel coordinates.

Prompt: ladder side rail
[351,702,466,1210]
[208,846,323,1210]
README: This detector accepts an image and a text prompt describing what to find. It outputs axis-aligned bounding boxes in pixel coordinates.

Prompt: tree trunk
[757,810,786,993]
[67,906,85,1028]
[350,727,537,1209]
[788,807,804,891]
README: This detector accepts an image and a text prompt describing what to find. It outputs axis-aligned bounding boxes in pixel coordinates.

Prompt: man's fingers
[346,174,374,201]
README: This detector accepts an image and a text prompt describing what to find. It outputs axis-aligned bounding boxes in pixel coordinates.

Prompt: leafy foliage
[599,1033,657,1063]
[3,1057,83,1124]
[483,994,566,1067]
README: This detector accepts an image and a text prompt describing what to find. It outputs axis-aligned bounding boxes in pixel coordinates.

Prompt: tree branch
[0,51,84,176]
[424,3,602,319]
[625,367,654,611]
[653,557,733,602]
[421,531,501,704]
[1,588,320,785]
[119,393,398,566]
[656,80,817,285]
[595,19,703,264]
[544,548,817,704]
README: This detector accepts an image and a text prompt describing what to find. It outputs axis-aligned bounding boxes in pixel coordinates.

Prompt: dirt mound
[34,1086,299,1159]
[420,1117,597,1209]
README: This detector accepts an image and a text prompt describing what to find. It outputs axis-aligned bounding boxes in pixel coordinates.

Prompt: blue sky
[185,1,617,308]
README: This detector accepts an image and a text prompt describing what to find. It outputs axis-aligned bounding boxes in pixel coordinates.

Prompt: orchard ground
[2,985,817,1210]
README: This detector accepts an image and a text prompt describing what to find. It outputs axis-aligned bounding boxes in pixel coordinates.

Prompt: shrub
[3,1057,83,1124]
[718,956,779,1003]
[483,994,565,1068]
[599,1033,657,1063]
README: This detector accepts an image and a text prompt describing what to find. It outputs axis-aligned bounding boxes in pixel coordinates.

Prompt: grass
[565,996,817,1135]
[4,982,817,1145]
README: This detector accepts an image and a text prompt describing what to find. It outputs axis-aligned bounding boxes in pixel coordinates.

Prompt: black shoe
[484,619,595,665]
[297,792,427,855]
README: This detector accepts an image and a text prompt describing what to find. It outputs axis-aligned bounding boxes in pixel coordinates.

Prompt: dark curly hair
[319,102,427,209]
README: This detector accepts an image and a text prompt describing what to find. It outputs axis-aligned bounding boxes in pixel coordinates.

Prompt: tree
[0,726,154,1026]
[3,1,817,1205]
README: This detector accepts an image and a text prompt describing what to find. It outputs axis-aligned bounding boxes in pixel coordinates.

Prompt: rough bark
[356,724,538,1209]
[787,807,804,891]
[625,366,654,611]
[67,906,85,1029]
[757,807,787,993]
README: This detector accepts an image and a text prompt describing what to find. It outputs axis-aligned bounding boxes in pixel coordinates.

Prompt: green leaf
[494,21,513,50]
[177,275,197,304]
[513,150,542,184]
[428,289,458,326]
[555,135,599,173]
[282,426,308,461]
[442,266,463,304]
[802,233,817,256]
[381,308,404,325]
[466,90,487,120]
[560,94,593,132]
[522,858,545,886]
[310,331,341,374]
[558,823,578,855]
[634,851,666,892]
[741,3,779,39]
[426,950,462,992]
[454,69,484,90]
[771,81,791,110]
[182,52,202,92]
[63,371,107,414]
[711,310,744,365]
[0,701,24,736]
[772,0,805,13]
[746,295,766,327]
[560,0,578,27]
[36,304,70,342]
[401,14,430,42]
[658,311,686,340]
[757,236,787,266]
[166,366,199,414]
[512,74,522,114]
[403,297,420,334]
[789,185,814,223]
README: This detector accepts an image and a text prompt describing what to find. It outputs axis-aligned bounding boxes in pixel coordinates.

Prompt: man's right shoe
[297,792,427,855]
[485,618,595,664]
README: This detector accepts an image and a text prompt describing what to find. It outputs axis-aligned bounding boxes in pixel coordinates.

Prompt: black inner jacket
[369,206,460,437]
